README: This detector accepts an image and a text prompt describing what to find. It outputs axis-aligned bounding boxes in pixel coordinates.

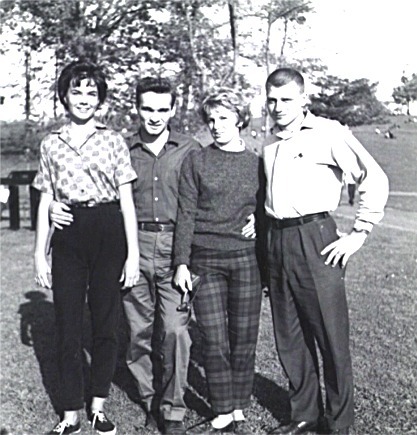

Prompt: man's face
[266,81,306,130]
[137,91,176,137]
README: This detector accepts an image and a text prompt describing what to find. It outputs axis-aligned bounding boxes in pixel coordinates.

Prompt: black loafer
[269,420,318,434]
[145,411,159,430]
[164,420,186,434]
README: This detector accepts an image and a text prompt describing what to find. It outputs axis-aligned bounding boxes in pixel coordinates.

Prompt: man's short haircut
[58,60,107,110]
[200,88,251,130]
[266,67,305,93]
[136,77,176,108]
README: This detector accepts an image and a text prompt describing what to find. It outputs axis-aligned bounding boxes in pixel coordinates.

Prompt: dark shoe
[145,411,159,430]
[87,409,116,434]
[164,420,186,434]
[48,420,81,434]
[269,420,317,434]
[234,420,252,434]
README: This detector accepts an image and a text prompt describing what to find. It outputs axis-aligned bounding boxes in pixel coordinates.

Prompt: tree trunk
[228,0,238,86]
[24,50,31,121]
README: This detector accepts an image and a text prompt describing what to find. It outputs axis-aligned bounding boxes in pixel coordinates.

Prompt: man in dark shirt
[49,77,201,435]
[124,77,201,434]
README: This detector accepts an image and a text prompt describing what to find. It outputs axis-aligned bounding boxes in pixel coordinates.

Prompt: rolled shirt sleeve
[113,132,137,187]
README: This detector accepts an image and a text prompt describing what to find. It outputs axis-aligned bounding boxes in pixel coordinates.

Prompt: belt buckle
[86,199,97,207]
[158,224,165,232]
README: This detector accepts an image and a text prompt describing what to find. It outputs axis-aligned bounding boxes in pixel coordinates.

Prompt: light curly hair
[200,88,251,130]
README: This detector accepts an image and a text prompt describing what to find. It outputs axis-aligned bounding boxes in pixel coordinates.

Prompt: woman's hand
[49,201,73,230]
[174,264,192,293]
[34,253,52,289]
[242,213,256,238]
[120,255,140,289]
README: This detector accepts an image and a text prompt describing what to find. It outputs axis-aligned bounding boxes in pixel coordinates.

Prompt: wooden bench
[0,170,40,230]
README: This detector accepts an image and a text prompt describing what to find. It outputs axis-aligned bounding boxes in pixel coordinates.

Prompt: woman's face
[206,105,241,146]
[64,78,100,123]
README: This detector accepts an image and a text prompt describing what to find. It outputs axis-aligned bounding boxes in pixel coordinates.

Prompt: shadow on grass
[184,318,212,419]
[18,291,61,414]
[253,373,290,424]
[18,291,103,416]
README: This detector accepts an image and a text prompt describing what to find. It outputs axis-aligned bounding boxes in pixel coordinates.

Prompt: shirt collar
[51,121,107,136]
[270,110,316,139]
[129,128,181,150]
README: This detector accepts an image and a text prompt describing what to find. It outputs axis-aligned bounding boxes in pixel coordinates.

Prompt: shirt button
[154,176,158,181]
[155,217,159,222]
[155,197,158,201]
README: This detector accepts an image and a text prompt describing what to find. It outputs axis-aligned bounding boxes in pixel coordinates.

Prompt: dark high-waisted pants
[51,203,126,411]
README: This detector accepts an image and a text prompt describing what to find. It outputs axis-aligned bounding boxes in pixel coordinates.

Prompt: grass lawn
[1,117,416,434]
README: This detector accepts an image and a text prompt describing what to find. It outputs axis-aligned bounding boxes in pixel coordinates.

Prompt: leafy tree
[392,74,417,115]
[309,76,388,126]
[1,0,321,138]
[1,0,161,121]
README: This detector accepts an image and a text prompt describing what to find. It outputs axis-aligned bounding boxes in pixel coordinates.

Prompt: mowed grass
[1,117,416,434]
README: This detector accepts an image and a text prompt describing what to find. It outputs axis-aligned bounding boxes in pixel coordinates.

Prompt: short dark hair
[200,88,251,130]
[135,77,176,108]
[58,61,107,110]
[266,67,305,93]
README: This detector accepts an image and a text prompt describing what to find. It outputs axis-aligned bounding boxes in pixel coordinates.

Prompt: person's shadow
[18,290,95,416]
[18,291,61,414]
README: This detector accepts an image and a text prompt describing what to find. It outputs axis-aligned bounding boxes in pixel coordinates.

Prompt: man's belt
[138,222,175,232]
[271,212,329,229]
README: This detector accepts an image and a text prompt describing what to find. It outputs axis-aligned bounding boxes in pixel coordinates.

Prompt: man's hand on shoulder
[321,230,368,268]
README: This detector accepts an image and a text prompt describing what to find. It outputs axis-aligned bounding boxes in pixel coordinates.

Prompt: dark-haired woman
[33,60,139,435]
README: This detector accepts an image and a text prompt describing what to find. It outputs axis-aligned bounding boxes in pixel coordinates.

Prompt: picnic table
[0,170,40,230]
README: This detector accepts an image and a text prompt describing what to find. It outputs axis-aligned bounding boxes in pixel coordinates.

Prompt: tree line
[2,0,413,143]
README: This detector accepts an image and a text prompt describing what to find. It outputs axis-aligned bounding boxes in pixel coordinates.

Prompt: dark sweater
[174,143,263,266]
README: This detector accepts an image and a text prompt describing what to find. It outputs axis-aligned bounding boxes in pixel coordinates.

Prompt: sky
[1,0,417,121]
[302,0,417,100]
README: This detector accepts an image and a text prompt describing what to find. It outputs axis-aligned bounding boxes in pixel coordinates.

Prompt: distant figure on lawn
[262,67,389,434]
[33,60,139,435]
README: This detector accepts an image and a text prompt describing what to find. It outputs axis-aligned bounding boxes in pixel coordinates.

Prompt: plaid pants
[191,246,262,415]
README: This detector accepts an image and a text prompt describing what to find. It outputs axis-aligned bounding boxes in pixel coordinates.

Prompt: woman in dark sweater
[174,89,264,433]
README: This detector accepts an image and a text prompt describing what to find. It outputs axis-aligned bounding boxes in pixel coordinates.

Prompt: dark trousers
[123,231,191,422]
[51,204,126,411]
[191,246,262,415]
[268,216,354,430]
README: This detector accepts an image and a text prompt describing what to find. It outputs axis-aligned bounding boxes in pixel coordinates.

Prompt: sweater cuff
[173,257,190,268]
[353,220,374,234]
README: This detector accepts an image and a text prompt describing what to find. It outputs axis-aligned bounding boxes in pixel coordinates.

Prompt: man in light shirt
[263,68,389,435]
